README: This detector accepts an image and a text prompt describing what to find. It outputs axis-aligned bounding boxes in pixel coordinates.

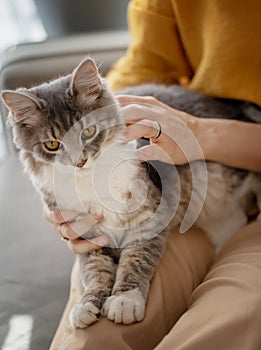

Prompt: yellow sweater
[107,0,261,106]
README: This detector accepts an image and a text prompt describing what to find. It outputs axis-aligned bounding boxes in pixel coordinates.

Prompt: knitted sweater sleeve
[106,0,192,91]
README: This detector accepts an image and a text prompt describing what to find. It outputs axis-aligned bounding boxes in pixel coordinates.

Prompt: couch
[0,30,128,349]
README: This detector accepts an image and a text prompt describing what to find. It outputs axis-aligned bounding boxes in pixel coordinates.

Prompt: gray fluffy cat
[1,58,260,328]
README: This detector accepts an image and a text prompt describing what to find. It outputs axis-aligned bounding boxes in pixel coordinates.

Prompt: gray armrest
[0,30,129,89]
[0,30,129,152]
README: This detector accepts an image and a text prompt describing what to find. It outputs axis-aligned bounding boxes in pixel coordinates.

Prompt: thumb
[137,144,172,164]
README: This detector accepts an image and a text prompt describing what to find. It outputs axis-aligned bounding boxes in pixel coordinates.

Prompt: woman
[47,1,261,349]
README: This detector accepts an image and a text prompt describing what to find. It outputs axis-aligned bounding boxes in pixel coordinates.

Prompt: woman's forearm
[197,118,261,172]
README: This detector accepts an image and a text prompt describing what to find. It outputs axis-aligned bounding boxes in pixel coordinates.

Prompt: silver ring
[58,224,69,241]
[152,121,162,139]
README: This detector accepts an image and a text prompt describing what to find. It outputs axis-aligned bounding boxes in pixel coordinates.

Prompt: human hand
[117,95,204,165]
[44,207,109,254]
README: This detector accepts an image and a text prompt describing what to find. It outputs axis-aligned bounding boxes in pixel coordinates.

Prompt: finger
[68,235,110,254]
[54,223,79,240]
[44,208,80,224]
[55,215,98,239]
[121,104,162,125]
[116,95,158,107]
[137,144,173,164]
[124,119,161,140]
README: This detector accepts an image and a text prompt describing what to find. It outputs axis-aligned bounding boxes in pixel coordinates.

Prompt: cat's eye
[82,125,96,140]
[44,140,61,152]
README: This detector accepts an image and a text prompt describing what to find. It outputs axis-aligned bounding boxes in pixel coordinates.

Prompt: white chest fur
[32,142,140,223]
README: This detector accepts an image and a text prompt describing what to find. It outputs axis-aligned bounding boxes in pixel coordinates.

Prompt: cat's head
[1,58,123,169]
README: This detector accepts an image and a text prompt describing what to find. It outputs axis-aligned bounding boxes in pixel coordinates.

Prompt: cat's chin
[75,166,93,174]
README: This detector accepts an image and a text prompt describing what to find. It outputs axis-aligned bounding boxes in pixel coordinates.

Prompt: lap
[155,221,261,350]
[50,221,261,350]
[49,227,214,350]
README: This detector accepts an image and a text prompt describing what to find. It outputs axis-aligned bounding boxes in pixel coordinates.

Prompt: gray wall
[34,0,130,37]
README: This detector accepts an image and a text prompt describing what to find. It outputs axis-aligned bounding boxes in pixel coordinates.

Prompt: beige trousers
[50,221,261,350]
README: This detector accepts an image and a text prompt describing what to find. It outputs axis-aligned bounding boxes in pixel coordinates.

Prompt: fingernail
[93,214,104,221]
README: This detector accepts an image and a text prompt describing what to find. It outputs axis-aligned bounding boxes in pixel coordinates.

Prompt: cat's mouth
[55,161,94,174]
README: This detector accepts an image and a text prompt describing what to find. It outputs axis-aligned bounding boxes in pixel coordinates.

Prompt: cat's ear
[70,58,102,97]
[1,90,41,124]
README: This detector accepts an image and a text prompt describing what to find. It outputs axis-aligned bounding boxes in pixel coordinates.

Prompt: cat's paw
[103,288,145,324]
[69,302,101,328]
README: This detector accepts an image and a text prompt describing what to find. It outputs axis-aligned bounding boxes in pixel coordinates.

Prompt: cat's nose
[76,159,87,168]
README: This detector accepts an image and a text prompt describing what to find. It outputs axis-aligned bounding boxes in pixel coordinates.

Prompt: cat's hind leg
[69,249,116,328]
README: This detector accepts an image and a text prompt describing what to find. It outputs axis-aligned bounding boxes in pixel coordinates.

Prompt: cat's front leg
[69,248,117,328]
[103,232,167,324]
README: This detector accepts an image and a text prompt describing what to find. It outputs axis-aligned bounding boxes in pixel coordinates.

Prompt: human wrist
[194,118,217,162]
